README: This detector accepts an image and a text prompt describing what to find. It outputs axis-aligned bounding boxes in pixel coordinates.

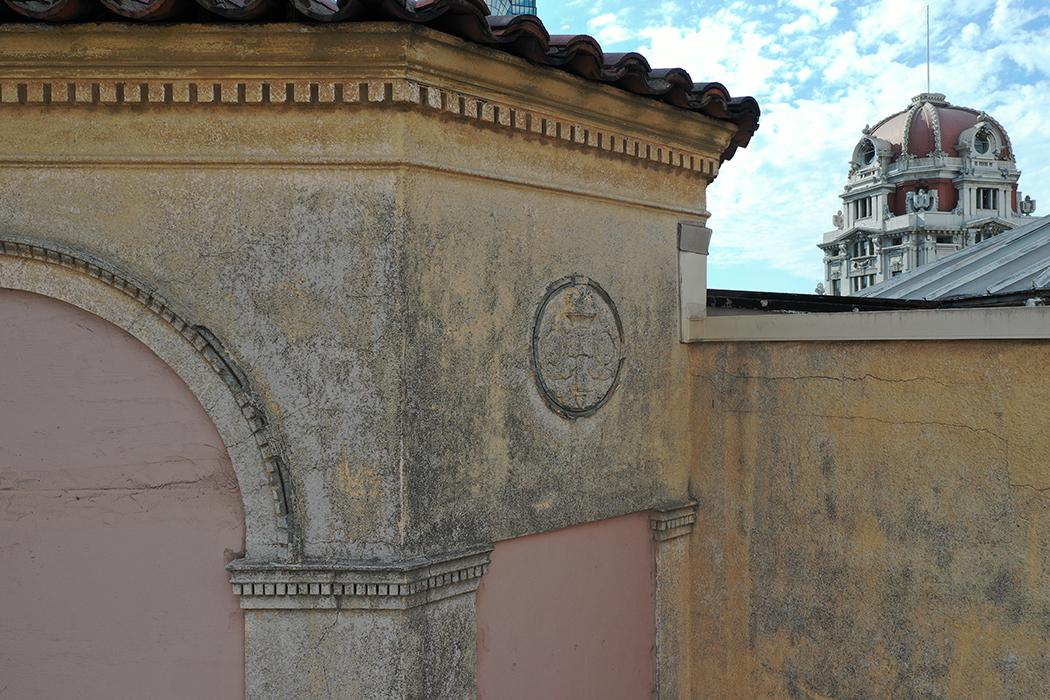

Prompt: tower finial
[926,4,931,94]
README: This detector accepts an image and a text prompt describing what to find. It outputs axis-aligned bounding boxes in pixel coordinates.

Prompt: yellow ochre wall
[689,339,1050,698]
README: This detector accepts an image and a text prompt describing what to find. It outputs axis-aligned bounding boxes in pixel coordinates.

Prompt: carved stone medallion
[532,276,624,419]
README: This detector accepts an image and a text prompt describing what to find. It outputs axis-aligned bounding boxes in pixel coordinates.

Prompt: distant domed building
[820,93,1037,296]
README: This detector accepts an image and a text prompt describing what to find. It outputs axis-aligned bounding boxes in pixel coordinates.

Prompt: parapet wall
[688,338,1050,698]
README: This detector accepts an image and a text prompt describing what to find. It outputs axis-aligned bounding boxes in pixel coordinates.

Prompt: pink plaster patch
[475,512,656,699]
[0,290,245,698]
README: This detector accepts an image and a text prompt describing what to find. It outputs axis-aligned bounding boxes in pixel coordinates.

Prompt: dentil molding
[229,548,492,610]
[650,500,698,542]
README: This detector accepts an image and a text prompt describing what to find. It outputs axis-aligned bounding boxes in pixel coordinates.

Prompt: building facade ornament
[922,100,943,154]
[229,549,492,610]
[650,501,699,542]
[532,276,625,419]
[906,188,937,213]
[0,76,722,178]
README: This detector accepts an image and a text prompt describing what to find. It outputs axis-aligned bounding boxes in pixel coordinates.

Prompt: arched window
[851,238,874,257]
[860,139,876,165]
[974,130,991,155]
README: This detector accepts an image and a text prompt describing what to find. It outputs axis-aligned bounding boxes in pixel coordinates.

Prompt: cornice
[0,24,729,177]
[229,548,492,610]
[0,76,720,176]
[650,501,698,542]
[841,181,895,197]
[690,306,1050,344]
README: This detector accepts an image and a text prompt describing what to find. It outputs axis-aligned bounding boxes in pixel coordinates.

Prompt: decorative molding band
[689,307,1050,343]
[0,238,293,547]
[228,549,492,610]
[0,77,720,177]
[650,500,698,542]
[922,101,942,154]
[898,102,915,156]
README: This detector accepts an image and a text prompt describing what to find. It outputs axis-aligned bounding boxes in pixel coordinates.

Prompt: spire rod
[926,4,931,93]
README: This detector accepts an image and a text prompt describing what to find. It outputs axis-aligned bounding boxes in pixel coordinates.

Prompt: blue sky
[536,1,1050,292]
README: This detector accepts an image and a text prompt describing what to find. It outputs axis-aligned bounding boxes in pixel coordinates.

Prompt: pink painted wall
[475,512,656,699]
[0,290,245,698]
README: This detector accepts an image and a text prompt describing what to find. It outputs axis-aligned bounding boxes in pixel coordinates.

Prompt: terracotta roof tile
[0,0,760,160]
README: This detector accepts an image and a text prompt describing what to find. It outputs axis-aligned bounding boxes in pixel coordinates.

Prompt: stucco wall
[0,290,244,698]
[689,339,1050,698]
[475,512,656,699]
[398,145,697,555]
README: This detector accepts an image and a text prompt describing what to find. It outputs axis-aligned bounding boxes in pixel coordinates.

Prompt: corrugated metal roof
[0,0,759,161]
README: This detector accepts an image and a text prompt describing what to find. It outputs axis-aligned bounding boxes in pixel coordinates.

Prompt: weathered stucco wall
[475,512,656,698]
[0,290,244,698]
[689,339,1050,698]
[398,127,699,554]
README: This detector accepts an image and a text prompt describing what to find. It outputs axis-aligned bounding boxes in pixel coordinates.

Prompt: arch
[0,237,295,560]
[852,136,891,170]
[958,120,1006,160]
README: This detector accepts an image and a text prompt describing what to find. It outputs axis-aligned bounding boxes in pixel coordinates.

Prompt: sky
[537,1,1050,292]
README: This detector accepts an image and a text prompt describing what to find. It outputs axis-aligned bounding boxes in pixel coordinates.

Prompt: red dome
[867,93,1013,161]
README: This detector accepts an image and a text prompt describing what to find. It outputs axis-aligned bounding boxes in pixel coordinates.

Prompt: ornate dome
[860,93,1014,163]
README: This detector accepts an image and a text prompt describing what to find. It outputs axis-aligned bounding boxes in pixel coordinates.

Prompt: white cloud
[587,12,631,44]
[636,13,783,98]
[781,14,817,35]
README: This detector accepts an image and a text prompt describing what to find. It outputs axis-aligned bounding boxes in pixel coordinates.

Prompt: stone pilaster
[651,501,699,699]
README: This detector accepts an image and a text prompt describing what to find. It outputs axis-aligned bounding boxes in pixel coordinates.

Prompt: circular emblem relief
[532,276,625,419]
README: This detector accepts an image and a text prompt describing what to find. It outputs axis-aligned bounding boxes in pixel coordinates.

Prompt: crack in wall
[312,612,340,700]
[716,370,959,388]
[1009,483,1050,501]
[723,407,1009,444]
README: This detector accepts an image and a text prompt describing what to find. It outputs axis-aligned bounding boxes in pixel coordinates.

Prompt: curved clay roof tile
[545,35,605,81]
[4,0,95,20]
[196,0,277,20]
[648,68,695,108]
[486,14,551,63]
[98,0,182,20]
